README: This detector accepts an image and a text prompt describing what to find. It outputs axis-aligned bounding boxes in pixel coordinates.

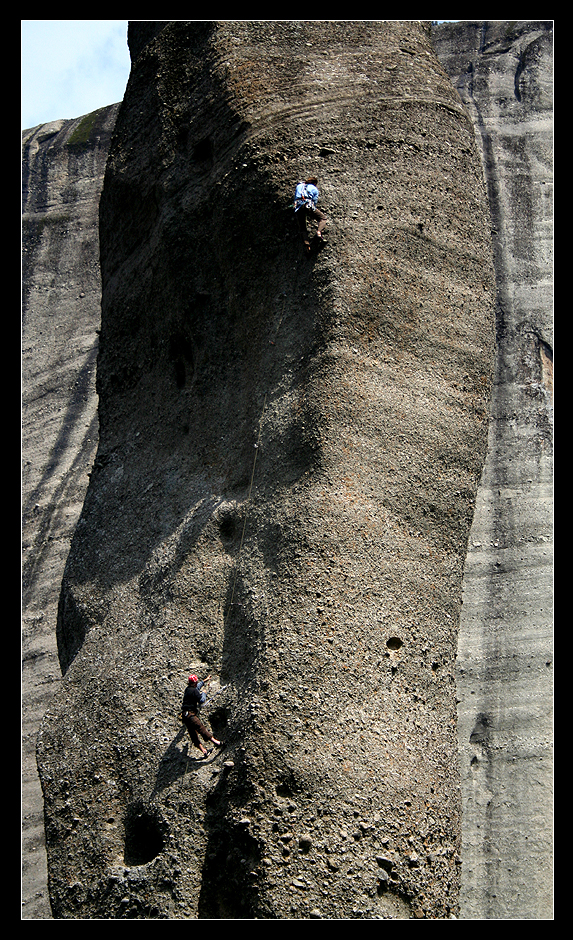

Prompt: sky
[21,20,458,131]
[21,20,131,130]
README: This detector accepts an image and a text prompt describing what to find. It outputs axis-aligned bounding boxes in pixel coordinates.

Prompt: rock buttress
[37,21,495,919]
[22,104,119,918]
[432,20,553,920]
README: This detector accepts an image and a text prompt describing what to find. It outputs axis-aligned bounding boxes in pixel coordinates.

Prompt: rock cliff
[34,21,496,919]
[22,103,120,918]
[22,20,552,921]
[432,21,553,920]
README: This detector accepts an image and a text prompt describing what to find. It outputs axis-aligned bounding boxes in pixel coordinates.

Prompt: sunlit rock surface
[36,21,495,919]
[22,104,120,918]
[433,20,553,921]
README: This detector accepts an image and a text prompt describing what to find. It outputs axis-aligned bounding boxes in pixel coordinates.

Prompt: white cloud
[21,20,131,130]
[21,20,463,131]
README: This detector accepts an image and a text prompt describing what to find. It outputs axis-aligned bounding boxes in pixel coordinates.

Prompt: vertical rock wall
[21,104,119,918]
[35,21,496,919]
[432,21,553,920]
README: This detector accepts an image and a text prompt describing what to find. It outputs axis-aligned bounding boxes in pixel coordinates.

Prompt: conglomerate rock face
[36,21,496,919]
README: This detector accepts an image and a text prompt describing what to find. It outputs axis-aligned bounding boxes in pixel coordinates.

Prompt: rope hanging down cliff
[224,176,327,614]
[224,289,287,624]
[226,391,267,615]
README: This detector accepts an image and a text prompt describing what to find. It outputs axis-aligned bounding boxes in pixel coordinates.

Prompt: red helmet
[188,674,198,684]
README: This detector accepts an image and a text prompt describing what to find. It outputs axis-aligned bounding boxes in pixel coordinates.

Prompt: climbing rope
[226,391,267,615]
[179,318,274,786]
[225,292,287,619]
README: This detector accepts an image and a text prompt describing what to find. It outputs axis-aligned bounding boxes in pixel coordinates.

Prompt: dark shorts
[183,712,213,747]
[296,205,327,233]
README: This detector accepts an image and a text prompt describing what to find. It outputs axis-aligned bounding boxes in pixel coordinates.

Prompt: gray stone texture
[22,104,120,918]
[432,21,553,920]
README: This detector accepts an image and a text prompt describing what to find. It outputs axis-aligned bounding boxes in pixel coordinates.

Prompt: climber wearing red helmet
[181,674,222,758]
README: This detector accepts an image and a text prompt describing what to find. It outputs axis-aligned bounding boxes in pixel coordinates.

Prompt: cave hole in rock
[386,637,403,651]
[209,705,229,739]
[124,802,167,866]
[276,768,302,799]
[192,137,214,164]
[219,515,237,540]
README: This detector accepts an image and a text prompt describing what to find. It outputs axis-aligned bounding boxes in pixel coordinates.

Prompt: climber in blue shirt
[294,176,328,252]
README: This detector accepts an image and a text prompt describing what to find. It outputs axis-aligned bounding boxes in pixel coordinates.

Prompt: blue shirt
[294,182,319,210]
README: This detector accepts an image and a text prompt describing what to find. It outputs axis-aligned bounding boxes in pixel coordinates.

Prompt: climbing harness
[294,181,318,213]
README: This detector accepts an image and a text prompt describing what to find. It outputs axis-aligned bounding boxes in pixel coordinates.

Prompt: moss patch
[67,108,106,149]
